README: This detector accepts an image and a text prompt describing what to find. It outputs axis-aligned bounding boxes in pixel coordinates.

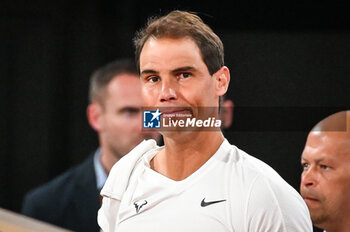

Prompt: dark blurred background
[1,1,349,223]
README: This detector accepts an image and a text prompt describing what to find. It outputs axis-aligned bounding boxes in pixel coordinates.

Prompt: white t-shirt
[98,139,312,232]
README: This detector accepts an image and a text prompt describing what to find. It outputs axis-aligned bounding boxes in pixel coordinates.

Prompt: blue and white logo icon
[143,109,161,128]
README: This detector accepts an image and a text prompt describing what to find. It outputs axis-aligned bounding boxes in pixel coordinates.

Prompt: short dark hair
[88,58,138,104]
[133,10,224,75]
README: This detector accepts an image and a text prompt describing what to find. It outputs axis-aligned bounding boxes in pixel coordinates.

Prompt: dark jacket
[21,154,101,232]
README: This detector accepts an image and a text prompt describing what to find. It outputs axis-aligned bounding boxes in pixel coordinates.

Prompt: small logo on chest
[201,198,226,207]
[134,200,148,213]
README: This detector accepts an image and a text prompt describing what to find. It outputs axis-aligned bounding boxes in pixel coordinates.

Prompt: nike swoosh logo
[201,198,226,207]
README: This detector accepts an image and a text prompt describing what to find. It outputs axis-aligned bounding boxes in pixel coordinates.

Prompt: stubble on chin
[308,206,328,226]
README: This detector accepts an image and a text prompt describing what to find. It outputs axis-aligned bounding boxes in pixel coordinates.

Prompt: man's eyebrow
[118,106,140,113]
[140,66,196,75]
[301,156,308,162]
[301,157,326,163]
[140,69,158,75]
[315,158,325,163]
[171,66,196,73]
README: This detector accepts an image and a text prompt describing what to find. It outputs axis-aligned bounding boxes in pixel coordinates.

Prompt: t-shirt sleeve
[245,175,313,232]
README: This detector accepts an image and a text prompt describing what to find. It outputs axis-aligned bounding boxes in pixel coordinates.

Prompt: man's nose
[301,166,317,188]
[160,79,177,102]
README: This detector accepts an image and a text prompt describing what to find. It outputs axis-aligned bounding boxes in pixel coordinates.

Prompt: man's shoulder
[24,154,95,203]
[223,141,312,231]
[222,140,291,190]
[221,140,271,172]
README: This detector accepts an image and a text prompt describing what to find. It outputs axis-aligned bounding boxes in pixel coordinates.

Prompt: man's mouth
[302,195,321,206]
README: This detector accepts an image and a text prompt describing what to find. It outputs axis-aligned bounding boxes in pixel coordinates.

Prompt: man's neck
[319,215,350,232]
[151,131,224,181]
[100,148,119,174]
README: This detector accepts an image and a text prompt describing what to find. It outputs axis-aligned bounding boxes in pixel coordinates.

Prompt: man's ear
[87,103,103,132]
[213,66,230,96]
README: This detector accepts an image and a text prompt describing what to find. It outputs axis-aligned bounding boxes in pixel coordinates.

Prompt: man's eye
[302,163,310,169]
[147,76,160,82]
[121,108,140,116]
[320,164,329,170]
[179,73,191,79]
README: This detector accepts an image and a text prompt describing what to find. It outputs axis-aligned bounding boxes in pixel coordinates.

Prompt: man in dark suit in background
[21,58,160,232]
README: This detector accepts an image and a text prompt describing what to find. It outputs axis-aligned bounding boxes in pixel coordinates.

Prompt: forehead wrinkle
[302,146,326,161]
[302,151,336,165]
[303,140,350,167]
[140,37,204,73]
[141,69,158,75]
